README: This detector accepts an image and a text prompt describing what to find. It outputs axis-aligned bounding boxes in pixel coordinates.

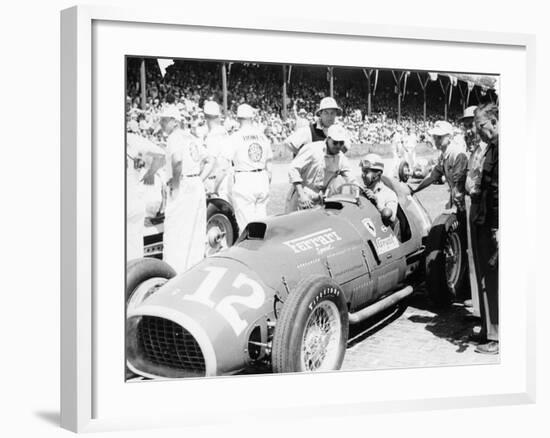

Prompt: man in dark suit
[472,102,499,355]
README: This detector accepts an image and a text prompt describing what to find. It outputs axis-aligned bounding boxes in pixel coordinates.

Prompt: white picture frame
[60,5,536,433]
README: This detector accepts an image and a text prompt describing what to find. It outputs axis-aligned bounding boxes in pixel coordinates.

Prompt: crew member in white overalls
[160,106,214,273]
[126,129,164,261]
[229,104,273,232]
[389,125,404,179]
[403,126,417,167]
[203,101,232,202]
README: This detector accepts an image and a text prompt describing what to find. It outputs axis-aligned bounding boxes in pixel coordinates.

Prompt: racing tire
[126,258,176,304]
[398,160,411,183]
[125,258,176,380]
[272,276,349,373]
[424,213,467,308]
[206,198,239,253]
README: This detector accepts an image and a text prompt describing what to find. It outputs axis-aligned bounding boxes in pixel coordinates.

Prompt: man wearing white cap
[283,96,342,156]
[229,103,273,231]
[286,124,356,212]
[389,125,405,178]
[412,120,468,211]
[293,107,309,131]
[202,101,232,201]
[403,126,418,167]
[160,106,214,273]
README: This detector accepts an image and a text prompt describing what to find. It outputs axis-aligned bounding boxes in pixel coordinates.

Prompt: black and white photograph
[125,57,500,380]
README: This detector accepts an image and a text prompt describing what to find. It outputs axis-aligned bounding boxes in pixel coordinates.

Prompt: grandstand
[125,57,498,154]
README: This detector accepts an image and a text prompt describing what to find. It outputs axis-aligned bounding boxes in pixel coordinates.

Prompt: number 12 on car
[182,266,266,336]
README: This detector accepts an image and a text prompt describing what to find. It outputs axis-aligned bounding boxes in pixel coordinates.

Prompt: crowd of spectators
[126,59,468,147]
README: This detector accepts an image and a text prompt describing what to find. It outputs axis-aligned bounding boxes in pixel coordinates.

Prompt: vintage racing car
[126,177,466,378]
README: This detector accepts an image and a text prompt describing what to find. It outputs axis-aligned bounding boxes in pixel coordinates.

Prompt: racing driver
[360,153,398,225]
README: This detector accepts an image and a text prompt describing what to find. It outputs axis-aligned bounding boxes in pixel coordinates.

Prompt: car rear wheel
[398,160,411,182]
[206,199,239,256]
[425,213,466,307]
[272,276,349,373]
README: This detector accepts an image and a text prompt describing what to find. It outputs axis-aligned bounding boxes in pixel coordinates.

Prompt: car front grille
[137,316,206,375]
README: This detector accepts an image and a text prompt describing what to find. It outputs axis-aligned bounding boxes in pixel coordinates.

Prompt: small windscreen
[245,222,267,240]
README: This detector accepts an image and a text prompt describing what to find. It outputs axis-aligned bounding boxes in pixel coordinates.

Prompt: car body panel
[127,179,434,377]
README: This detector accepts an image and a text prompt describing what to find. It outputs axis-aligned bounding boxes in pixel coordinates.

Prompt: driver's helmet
[359,153,384,173]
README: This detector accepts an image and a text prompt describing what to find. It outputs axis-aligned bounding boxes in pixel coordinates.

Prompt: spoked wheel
[444,231,463,293]
[300,300,344,371]
[425,213,466,307]
[398,160,411,183]
[205,198,239,256]
[206,212,234,255]
[272,276,349,373]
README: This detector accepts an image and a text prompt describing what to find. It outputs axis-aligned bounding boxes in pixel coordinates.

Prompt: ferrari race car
[126,178,466,378]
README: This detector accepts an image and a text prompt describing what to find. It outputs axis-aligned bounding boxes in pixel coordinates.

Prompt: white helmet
[360,153,384,172]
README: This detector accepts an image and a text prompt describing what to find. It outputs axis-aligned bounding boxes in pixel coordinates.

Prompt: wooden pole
[439,78,448,121]
[392,71,405,124]
[367,71,372,116]
[140,58,146,110]
[329,67,334,98]
[457,82,465,112]
[423,88,427,124]
[397,89,402,123]
[282,65,288,120]
[221,63,228,115]
[444,86,448,121]
[417,72,428,124]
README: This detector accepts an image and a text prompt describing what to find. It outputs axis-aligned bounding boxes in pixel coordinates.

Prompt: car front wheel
[271,276,349,373]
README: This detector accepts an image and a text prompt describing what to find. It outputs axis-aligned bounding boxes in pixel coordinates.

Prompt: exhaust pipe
[348,285,413,325]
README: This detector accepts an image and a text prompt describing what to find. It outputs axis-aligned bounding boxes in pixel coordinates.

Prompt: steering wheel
[335,182,368,198]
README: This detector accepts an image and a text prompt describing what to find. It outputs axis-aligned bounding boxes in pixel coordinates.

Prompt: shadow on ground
[347,302,408,348]
[405,288,481,353]
[34,411,59,427]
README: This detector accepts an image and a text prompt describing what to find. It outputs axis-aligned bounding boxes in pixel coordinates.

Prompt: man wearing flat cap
[202,100,232,201]
[412,120,468,212]
[460,106,488,200]
[471,102,499,355]
[160,106,213,273]
[283,96,343,156]
[286,124,356,212]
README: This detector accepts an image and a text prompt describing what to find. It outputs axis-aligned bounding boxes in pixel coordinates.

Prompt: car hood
[127,257,274,377]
